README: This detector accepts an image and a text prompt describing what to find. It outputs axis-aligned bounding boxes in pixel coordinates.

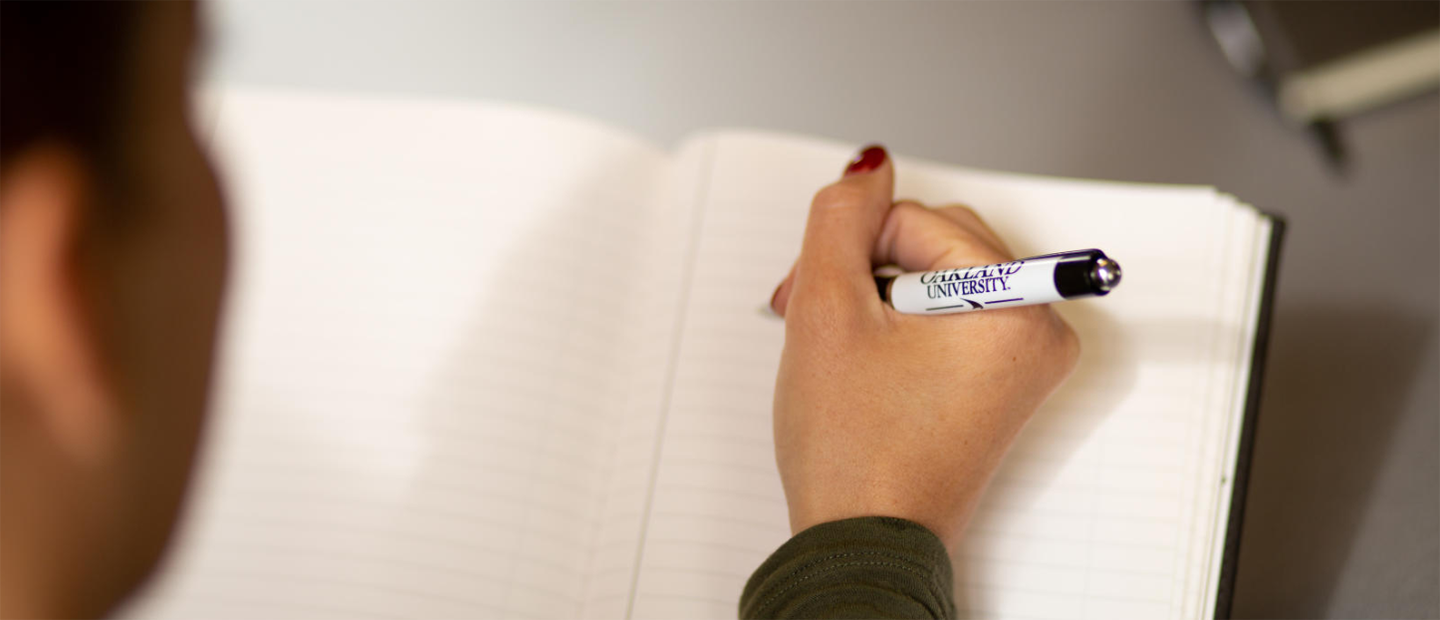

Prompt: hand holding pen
[768,145,1082,550]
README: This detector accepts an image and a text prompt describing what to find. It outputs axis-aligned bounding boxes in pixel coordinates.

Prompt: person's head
[0,2,228,616]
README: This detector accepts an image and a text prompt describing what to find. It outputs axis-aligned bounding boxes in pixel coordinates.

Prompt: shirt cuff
[740,516,956,619]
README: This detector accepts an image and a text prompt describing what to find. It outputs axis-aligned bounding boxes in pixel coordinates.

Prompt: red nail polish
[844,144,887,176]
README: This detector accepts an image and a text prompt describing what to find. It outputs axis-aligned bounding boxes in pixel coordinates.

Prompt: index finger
[875,202,1014,273]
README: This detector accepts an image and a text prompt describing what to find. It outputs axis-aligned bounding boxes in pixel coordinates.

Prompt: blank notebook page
[128,88,691,619]
[630,131,1268,620]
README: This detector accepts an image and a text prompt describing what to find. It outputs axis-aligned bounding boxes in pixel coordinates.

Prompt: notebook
[126,86,1281,620]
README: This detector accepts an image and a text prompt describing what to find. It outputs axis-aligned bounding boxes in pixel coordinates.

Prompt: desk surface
[203,1,1439,616]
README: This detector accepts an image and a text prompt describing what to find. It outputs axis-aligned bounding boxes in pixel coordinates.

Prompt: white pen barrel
[888,257,1068,314]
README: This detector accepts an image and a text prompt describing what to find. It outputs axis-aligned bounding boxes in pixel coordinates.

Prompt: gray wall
[203,2,1440,617]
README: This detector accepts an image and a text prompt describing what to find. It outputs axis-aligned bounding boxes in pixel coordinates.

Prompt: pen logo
[919,260,1021,300]
[923,298,984,312]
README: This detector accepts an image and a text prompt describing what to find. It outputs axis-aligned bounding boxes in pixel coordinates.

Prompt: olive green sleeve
[739,517,956,619]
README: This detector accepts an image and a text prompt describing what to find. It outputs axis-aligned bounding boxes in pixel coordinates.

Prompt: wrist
[790,504,959,552]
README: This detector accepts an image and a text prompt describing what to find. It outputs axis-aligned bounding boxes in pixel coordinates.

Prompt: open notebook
[127,87,1280,620]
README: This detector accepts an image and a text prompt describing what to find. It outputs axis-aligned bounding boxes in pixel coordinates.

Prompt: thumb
[791,144,895,313]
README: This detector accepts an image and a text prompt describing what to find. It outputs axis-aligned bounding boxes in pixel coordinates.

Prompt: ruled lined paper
[628,132,1269,620]
[128,89,688,619]
[135,89,1270,620]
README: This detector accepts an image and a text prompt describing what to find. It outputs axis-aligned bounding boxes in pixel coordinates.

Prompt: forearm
[740,517,955,619]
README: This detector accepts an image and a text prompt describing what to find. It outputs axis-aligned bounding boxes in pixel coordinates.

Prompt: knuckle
[787,293,870,344]
[992,308,1079,363]
[939,204,979,220]
[892,201,936,222]
[1055,320,1082,368]
[893,199,928,211]
[935,243,1008,270]
[1028,313,1082,382]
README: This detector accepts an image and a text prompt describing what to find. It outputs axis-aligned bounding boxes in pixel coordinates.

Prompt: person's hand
[769,145,1079,550]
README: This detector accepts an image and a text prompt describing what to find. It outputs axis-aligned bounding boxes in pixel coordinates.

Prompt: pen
[875,249,1121,315]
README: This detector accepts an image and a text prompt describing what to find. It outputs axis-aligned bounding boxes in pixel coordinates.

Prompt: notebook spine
[1213,214,1287,619]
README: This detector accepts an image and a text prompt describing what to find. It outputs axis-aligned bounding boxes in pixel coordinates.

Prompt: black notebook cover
[1213,215,1287,619]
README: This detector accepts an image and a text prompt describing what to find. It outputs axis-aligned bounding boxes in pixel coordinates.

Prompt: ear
[0,145,120,463]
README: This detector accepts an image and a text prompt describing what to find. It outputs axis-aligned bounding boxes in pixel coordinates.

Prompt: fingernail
[769,283,783,312]
[844,144,887,176]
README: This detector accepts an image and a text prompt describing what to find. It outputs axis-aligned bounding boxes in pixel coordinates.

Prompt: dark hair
[1,2,138,171]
